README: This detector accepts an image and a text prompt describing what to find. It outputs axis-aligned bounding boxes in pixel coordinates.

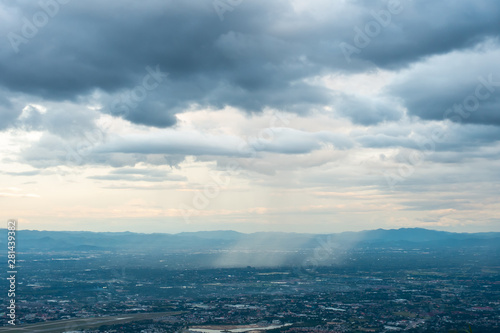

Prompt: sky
[0,0,499,234]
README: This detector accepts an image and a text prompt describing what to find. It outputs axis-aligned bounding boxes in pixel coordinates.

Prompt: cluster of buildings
[1,249,498,332]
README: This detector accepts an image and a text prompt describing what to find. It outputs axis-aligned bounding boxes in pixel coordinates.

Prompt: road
[0,311,183,332]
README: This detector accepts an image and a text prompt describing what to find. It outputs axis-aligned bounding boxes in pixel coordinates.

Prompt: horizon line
[1,226,498,235]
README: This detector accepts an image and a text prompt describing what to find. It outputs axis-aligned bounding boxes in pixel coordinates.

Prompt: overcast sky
[1,0,499,233]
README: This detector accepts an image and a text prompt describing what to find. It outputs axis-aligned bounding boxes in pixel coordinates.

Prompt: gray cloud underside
[88,168,186,182]
[96,128,353,157]
[389,43,500,126]
[16,119,500,173]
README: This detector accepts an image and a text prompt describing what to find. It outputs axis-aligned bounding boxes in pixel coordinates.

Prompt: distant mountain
[177,230,244,240]
[0,228,499,253]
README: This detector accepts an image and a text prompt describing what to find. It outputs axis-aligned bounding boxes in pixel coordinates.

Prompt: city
[1,229,499,332]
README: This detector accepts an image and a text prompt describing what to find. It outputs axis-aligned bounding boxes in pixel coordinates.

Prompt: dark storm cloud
[124,100,178,128]
[1,0,500,129]
[345,0,500,68]
[0,91,21,130]
[388,42,500,126]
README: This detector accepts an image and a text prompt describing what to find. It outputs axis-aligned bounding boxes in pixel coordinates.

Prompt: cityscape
[1,228,499,332]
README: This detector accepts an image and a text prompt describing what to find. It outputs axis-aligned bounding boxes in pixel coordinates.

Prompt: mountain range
[1,227,499,253]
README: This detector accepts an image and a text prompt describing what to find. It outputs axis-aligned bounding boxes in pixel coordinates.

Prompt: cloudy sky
[1,0,499,233]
